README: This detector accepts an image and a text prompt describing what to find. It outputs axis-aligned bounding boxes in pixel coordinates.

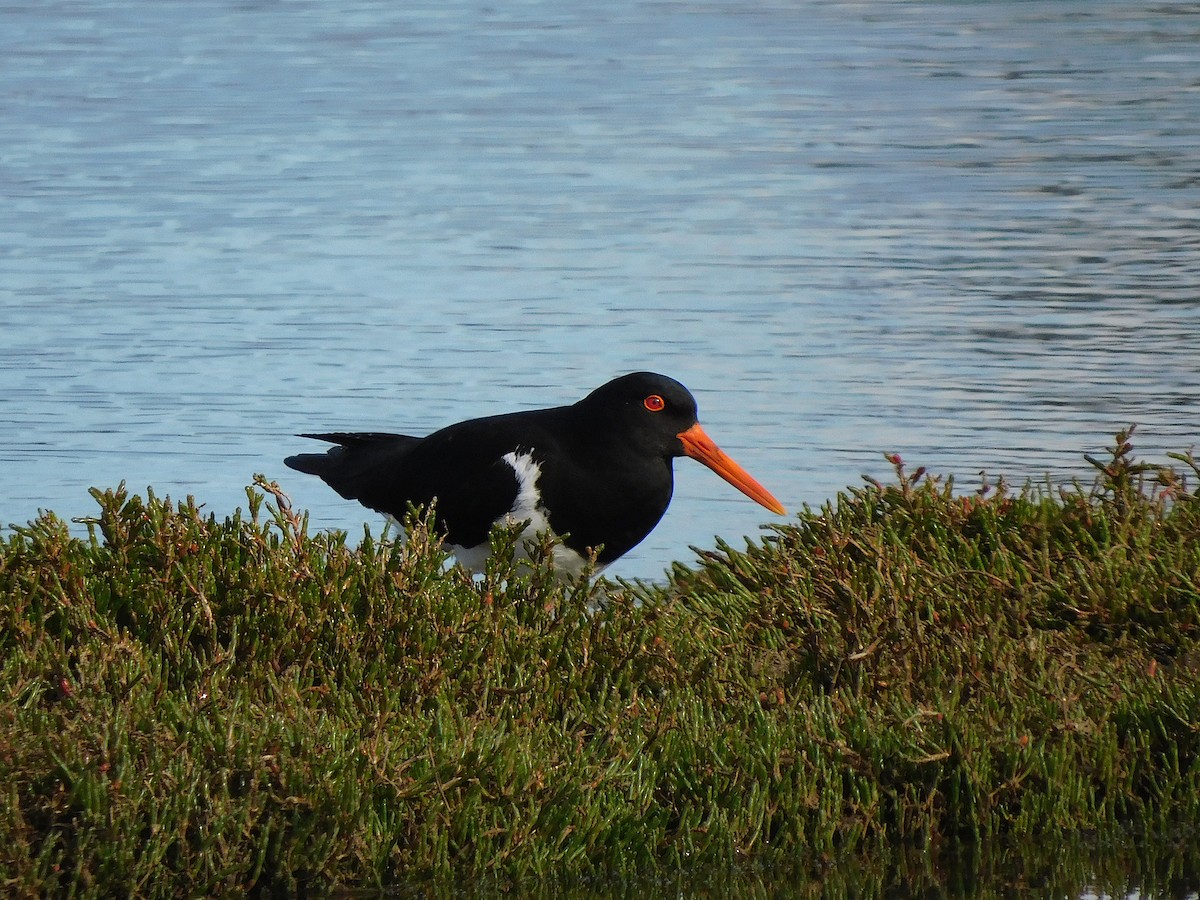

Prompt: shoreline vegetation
[2,428,1198,896]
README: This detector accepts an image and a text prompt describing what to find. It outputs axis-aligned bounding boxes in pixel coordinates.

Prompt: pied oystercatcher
[284,372,786,575]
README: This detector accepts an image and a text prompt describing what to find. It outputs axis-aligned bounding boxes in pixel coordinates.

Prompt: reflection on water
[2,1,1199,586]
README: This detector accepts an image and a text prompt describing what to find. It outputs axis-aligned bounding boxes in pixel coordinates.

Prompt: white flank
[450,450,599,577]
[383,451,601,577]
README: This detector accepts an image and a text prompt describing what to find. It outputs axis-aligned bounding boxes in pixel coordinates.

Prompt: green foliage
[2,429,1198,896]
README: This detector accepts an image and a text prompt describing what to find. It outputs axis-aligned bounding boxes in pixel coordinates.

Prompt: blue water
[3,1,1199,582]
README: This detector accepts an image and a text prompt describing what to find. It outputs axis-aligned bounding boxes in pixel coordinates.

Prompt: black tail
[284,432,420,504]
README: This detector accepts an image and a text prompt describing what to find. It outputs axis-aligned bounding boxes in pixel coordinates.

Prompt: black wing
[285,432,421,506]
[284,429,523,549]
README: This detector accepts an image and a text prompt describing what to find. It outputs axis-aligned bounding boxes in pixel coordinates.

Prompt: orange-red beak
[677,423,786,516]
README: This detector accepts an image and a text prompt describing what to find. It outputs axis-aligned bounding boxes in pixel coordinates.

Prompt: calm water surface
[3,1,1199,588]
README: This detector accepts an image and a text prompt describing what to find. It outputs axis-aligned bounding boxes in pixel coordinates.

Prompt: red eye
[643,394,665,412]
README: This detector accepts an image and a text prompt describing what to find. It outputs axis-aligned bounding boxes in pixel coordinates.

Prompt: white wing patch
[449,450,599,577]
[501,450,550,531]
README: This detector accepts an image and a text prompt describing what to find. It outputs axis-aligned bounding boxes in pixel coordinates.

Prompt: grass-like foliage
[2,428,1198,895]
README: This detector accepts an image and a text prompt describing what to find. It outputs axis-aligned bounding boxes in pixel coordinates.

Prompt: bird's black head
[574,371,787,516]
[575,372,700,457]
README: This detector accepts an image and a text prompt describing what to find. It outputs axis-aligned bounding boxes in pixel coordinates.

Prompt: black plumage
[285,372,784,572]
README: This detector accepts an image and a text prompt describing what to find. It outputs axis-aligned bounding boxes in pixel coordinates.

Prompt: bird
[284,372,786,576]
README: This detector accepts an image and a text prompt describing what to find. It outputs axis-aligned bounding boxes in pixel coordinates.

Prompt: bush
[2,429,1198,895]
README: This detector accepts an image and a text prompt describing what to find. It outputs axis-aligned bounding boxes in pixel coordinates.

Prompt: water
[3,0,1199,586]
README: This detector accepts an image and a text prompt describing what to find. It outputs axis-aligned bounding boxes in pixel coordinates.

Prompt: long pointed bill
[677,423,786,515]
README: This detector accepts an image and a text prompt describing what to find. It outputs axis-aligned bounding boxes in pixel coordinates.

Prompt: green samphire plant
[1,428,1197,896]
